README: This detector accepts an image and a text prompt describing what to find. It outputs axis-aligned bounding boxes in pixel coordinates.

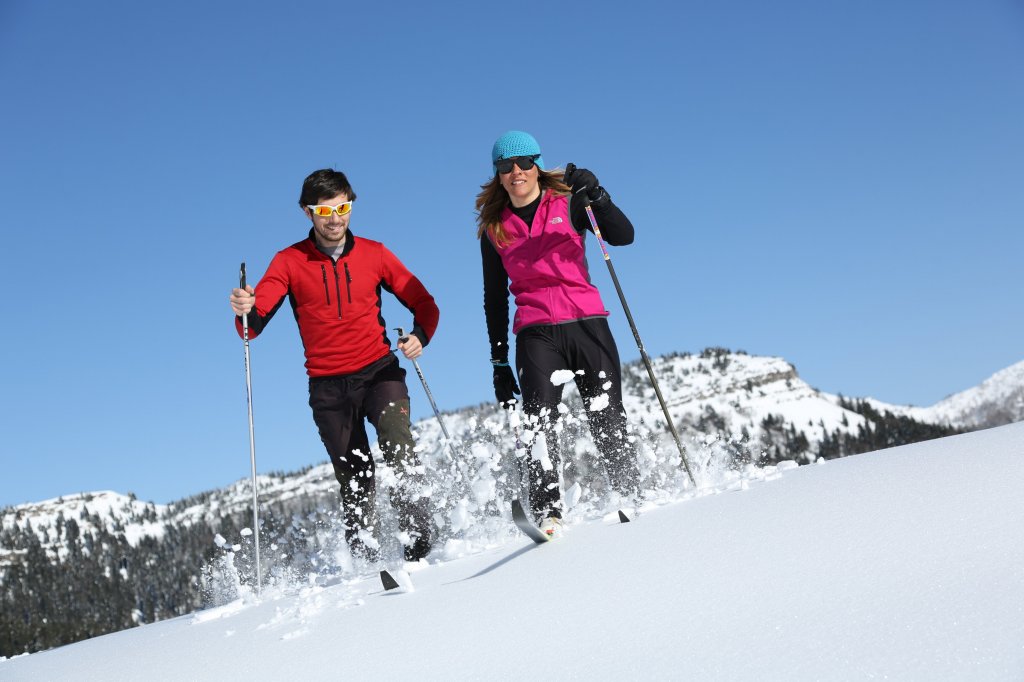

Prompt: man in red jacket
[229,168,440,564]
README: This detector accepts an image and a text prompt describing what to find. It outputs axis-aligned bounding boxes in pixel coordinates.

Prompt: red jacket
[235,230,439,376]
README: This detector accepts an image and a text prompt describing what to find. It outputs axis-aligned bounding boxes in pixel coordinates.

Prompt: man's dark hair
[299,169,358,207]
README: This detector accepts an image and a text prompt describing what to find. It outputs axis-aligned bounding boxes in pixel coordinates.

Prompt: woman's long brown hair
[475,169,571,248]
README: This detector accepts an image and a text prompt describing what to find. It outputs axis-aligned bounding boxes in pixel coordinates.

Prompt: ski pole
[239,263,262,595]
[565,165,698,488]
[395,327,458,461]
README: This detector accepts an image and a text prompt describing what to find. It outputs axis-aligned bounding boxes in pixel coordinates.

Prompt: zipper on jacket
[321,265,330,305]
[343,262,352,303]
[330,261,343,318]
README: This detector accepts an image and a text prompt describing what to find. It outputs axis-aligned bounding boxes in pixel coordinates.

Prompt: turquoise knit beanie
[491,131,544,174]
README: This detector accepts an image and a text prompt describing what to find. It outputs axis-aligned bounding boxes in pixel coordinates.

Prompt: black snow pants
[516,317,639,520]
[307,353,432,559]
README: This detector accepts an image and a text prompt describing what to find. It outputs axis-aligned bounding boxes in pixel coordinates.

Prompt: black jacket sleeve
[233,252,291,340]
[480,236,513,364]
[569,190,635,246]
[235,297,286,337]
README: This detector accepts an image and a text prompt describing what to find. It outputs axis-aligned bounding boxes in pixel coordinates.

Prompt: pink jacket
[488,191,608,334]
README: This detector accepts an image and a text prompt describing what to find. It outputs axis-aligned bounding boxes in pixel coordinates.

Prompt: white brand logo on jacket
[550,217,563,224]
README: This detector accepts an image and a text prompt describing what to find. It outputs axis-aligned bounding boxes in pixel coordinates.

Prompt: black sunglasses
[495,155,540,174]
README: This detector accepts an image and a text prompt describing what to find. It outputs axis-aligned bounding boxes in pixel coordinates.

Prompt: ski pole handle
[239,262,249,336]
[395,326,414,355]
[565,162,610,247]
[564,162,592,206]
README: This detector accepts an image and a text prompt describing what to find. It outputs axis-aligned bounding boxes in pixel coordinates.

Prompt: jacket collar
[305,228,357,258]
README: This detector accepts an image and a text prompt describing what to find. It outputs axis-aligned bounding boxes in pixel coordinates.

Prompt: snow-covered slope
[4,422,1022,680]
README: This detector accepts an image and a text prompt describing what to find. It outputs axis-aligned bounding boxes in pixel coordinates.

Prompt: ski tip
[380,569,415,593]
[511,499,551,544]
[618,509,631,523]
[380,570,401,591]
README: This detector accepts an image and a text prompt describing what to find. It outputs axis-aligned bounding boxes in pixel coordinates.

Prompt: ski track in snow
[174,459,795,638]
[111,447,796,651]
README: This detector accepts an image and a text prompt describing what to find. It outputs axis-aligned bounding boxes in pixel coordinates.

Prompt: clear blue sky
[1,1,1021,508]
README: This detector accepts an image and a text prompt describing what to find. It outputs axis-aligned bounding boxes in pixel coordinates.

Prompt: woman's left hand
[563,166,601,200]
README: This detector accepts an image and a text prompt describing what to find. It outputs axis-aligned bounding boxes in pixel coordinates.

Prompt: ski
[380,570,401,591]
[511,499,550,544]
[618,509,631,523]
[380,568,415,593]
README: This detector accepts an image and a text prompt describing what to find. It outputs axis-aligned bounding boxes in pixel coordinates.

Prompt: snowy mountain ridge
[900,359,1024,428]
[625,351,863,442]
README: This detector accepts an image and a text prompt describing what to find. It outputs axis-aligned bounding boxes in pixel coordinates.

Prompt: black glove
[492,364,521,408]
[563,166,602,201]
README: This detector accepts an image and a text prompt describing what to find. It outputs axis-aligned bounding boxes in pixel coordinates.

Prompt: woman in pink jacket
[476,131,640,537]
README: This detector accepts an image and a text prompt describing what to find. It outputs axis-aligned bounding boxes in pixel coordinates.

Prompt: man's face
[305,192,351,247]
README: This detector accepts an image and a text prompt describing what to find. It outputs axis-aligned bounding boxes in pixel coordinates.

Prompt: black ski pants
[516,317,639,519]
[307,353,431,556]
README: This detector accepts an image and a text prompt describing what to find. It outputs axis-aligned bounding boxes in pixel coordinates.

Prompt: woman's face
[498,158,541,208]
